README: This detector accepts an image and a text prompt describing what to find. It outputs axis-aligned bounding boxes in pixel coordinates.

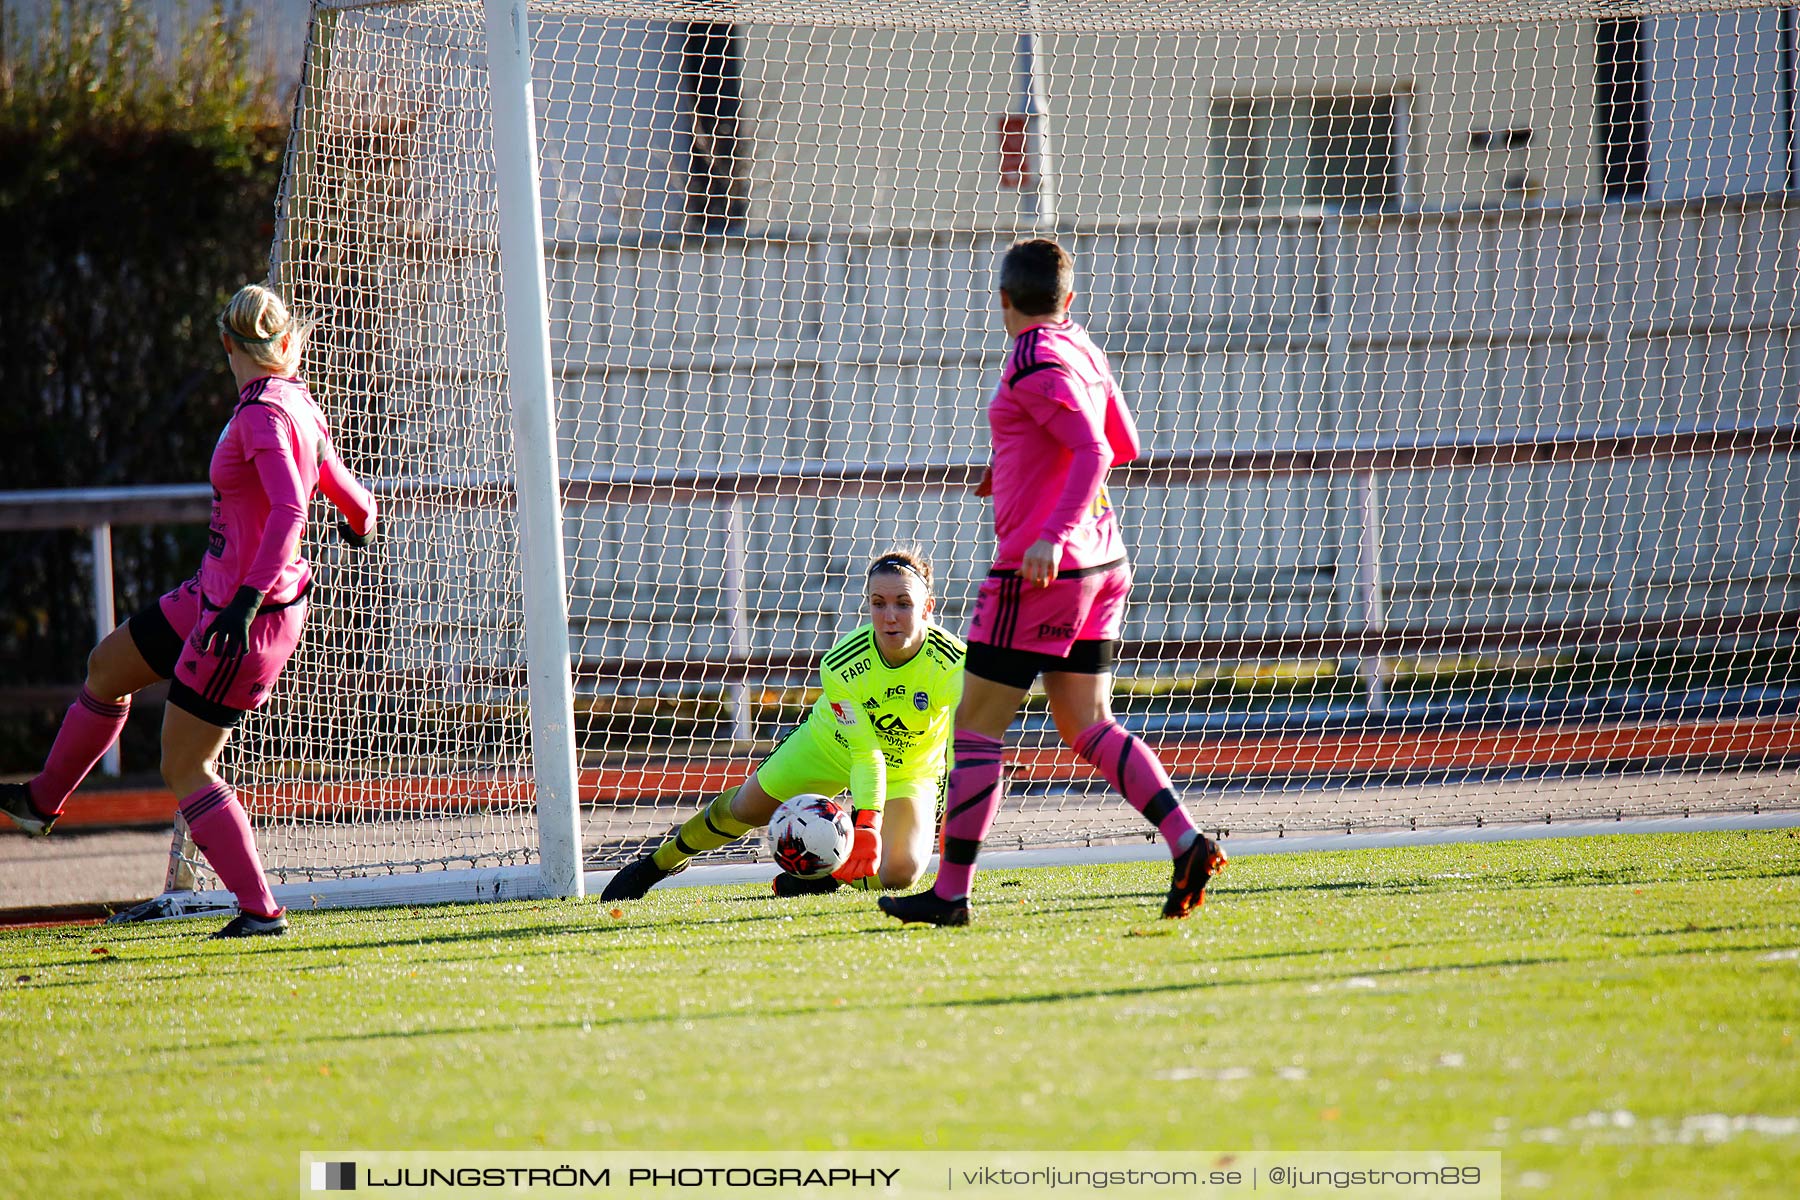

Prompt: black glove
[337,519,374,549]
[200,586,262,658]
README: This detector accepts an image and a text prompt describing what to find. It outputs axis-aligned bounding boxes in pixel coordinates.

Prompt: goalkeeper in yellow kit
[602,549,965,899]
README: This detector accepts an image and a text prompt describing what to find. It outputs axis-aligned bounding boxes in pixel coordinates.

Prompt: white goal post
[483,0,584,901]
[156,0,1800,912]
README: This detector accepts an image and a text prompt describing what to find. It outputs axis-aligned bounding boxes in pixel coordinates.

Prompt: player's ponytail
[219,284,315,375]
[867,546,932,593]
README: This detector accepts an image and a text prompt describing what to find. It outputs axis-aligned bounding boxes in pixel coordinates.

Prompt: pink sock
[29,688,130,814]
[181,783,282,919]
[1074,720,1199,855]
[934,731,1004,901]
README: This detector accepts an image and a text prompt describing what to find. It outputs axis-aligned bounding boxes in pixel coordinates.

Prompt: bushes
[0,0,290,770]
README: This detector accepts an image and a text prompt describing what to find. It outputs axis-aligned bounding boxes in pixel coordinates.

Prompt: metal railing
[2,485,212,777]
[8,415,1799,769]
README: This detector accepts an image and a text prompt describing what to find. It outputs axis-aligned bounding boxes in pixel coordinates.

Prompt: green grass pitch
[2,831,1797,1198]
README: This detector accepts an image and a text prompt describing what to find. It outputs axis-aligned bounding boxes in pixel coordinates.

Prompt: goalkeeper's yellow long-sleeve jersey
[805,622,966,811]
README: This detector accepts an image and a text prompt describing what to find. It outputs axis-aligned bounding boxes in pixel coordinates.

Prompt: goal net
[188,0,1800,906]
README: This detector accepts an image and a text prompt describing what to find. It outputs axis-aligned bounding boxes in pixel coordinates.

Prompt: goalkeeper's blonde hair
[218,284,314,375]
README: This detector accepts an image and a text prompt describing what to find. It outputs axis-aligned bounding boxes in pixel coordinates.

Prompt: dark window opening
[1308,96,1400,208]
[681,22,746,233]
[1782,7,1798,191]
[1596,18,1649,200]
[1209,95,1400,211]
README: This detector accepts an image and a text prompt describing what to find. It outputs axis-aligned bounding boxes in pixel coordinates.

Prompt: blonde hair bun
[219,283,312,373]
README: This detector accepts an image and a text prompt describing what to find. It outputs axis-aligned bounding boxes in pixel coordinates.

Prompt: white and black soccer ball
[766,794,854,879]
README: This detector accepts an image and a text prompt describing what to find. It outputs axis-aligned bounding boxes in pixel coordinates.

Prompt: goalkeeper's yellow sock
[650,788,754,872]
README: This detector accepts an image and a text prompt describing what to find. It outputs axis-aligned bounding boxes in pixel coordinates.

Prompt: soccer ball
[766,794,854,879]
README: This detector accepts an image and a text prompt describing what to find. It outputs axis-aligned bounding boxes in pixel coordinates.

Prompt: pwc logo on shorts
[1038,622,1076,640]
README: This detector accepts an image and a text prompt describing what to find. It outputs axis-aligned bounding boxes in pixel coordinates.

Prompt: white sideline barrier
[237,866,552,916]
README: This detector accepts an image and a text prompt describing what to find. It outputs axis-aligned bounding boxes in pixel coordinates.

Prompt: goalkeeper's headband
[868,555,929,586]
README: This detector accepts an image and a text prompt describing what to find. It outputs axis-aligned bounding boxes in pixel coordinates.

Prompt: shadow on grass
[17,932,1796,1080]
[23,884,1781,981]
[3,897,882,983]
[139,953,1576,1063]
[13,847,1794,986]
[1097,858,1797,908]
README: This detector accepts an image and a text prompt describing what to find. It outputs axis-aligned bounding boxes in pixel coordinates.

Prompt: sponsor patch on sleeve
[831,701,857,726]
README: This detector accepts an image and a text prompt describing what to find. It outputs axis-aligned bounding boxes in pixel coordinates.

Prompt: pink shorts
[128,576,308,726]
[967,559,1130,657]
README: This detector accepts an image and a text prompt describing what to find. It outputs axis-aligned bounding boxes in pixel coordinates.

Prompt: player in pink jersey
[0,285,377,938]
[880,239,1225,927]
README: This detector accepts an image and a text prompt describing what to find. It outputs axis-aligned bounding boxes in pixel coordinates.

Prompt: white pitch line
[584,810,1800,893]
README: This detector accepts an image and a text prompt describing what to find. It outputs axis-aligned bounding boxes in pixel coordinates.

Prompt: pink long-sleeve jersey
[985,319,1141,572]
[201,375,376,608]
